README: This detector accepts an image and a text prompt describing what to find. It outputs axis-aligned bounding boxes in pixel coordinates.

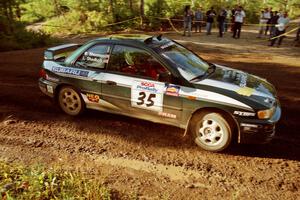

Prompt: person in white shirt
[232,6,246,39]
[269,12,290,47]
[257,8,271,38]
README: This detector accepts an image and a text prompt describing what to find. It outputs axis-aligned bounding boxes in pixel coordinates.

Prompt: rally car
[38,34,281,152]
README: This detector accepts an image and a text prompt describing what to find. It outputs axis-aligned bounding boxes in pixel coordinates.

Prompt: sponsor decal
[52,66,89,77]
[165,84,180,96]
[131,80,164,112]
[86,93,100,103]
[136,81,159,93]
[235,87,254,96]
[158,112,177,119]
[84,52,109,64]
[224,70,248,87]
[46,85,54,94]
[234,111,255,117]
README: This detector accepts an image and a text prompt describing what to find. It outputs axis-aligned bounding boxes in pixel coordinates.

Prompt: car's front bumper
[237,105,281,144]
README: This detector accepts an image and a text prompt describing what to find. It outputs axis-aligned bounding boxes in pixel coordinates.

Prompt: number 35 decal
[137,92,156,107]
[131,80,164,112]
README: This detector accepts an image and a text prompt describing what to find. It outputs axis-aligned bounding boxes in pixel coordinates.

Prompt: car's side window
[108,45,169,81]
[76,44,110,69]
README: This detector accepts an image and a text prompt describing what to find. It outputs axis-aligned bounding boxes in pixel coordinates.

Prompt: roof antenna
[157,34,162,41]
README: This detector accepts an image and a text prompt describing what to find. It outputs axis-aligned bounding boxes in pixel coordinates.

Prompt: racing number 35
[137,92,156,107]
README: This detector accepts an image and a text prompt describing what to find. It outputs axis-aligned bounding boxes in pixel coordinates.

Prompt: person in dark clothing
[206,7,216,35]
[269,12,290,47]
[232,6,246,39]
[269,11,279,39]
[217,9,226,37]
[265,8,273,35]
[230,6,238,32]
[183,5,193,36]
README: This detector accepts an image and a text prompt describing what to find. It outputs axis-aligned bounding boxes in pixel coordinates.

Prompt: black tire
[190,111,232,152]
[57,86,85,116]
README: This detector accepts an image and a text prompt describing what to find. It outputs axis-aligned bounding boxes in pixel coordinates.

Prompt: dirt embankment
[0,31,299,199]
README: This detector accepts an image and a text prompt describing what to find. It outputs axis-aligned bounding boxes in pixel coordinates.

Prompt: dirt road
[0,31,299,199]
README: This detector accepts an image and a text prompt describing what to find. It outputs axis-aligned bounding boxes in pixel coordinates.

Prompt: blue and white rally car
[39,34,281,152]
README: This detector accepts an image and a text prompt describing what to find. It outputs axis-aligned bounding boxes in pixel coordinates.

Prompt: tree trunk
[140,0,144,17]
[140,0,144,25]
[128,0,133,13]
[109,0,115,22]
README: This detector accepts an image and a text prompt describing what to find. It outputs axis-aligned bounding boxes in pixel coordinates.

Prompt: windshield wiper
[189,63,216,82]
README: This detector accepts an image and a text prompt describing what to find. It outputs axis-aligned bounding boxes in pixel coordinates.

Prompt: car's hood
[194,64,277,108]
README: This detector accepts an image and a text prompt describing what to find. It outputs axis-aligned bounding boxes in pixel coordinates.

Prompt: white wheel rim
[198,119,224,146]
[59,88,81,114]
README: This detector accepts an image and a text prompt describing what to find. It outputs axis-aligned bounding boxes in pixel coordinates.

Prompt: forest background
[1,0,299,51]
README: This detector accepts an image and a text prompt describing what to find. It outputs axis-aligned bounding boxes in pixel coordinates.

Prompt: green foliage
[20,0,56,23]
[0,161,112,199]
[146,0,169,30]
[0,22,55,51]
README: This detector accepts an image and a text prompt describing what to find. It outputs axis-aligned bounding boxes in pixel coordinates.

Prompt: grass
[0,160,112,200]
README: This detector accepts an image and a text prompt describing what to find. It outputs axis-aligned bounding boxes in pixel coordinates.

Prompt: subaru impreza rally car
[39,34,281,152]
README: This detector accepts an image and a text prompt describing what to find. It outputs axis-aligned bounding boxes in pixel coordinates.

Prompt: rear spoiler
[44,43,81,60]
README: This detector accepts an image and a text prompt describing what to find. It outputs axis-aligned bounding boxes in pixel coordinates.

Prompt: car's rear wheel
[190,111,232,152]
[58,86,84,116]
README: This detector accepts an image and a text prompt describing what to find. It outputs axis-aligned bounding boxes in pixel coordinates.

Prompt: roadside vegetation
[1,0,299,51]
[0,160,112,200]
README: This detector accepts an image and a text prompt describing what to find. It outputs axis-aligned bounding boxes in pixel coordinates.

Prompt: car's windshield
[161,42,210,81]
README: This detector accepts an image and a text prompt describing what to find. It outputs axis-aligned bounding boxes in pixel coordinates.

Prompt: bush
[0,161,112,199]
[0,21,56,52]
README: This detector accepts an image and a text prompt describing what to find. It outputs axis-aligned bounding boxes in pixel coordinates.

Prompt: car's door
[102,44,182,125]
[71,44,111,107]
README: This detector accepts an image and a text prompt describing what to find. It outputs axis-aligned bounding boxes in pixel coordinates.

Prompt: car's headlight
[257,107,275,119]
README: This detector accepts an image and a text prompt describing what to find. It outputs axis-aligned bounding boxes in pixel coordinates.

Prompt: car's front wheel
[58,86,85,116]
[190,111,233,152]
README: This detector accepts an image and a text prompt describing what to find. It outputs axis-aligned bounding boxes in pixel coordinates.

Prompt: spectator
[269,11,279,39]
[194,6,203,33]
[232,6,246,39]
[230,5,238,32]
[265,7,273,35]
[257,8,271,38]
[224,6,230,32]
[206,7,216,35]
[217,9,226,37]
[269,12,290,47]
[183,5,193,37]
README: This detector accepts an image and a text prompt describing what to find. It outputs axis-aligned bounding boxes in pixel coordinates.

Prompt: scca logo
[141,82,155,87]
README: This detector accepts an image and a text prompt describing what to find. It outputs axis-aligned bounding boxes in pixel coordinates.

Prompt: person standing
[269,12,290,47]
[206,7,216,35]
[257,8,271,38]
[230,5,238,32]
[232,6,246,39]
[265,7,273,35]
[183,5,193,37]
[217,9,226,37]
[224,6,230,32]
[269,11,279,39]
[194,6,203,33]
